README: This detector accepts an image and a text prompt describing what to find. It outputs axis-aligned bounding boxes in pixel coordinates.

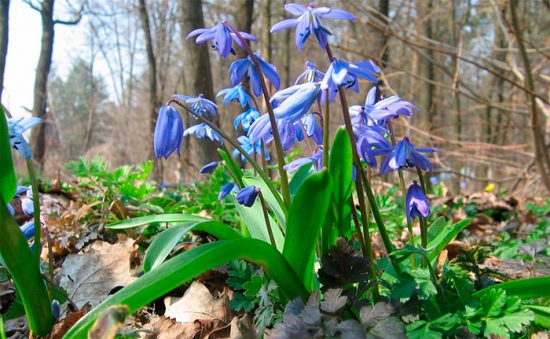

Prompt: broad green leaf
[233,197,284,251]
[0,110,16,204]
[526,305,550,328]
[283,170,332,291]
[106,214,209,229]
[143,220,242,272]
[473,277,550,299]
[243,175,287,227]
[289,162,312,196]
[0,199,53,335]
[63,239,308,339]
[427,219,470,262]
[427,216,447,242]
[218,148,244,187]
[329,128,353,238]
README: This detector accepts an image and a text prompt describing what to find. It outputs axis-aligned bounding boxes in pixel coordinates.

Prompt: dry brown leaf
[59,238,137,309]
[140,316,200,339]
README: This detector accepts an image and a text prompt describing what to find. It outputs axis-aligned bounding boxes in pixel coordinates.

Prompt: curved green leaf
[63,239,308,339]
[0,200,53,335]
[0,109,16,204]
[233,197,284,251]
[106,214,209,229]
[218,148,244,188]
[428,218,470,262]
[143,220,242,272]
[289,162,312,196]
[243,175,287,227]
[473,277,550,299]
[283,170,332,291]
[329,128,353,238]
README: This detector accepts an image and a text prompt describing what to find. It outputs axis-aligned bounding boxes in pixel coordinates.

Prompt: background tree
[0,0,9,100]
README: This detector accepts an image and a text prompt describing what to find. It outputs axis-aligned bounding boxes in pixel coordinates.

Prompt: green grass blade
[473,277,550,299]
[63,239,308,339]
[143,221,242,272]
[0,108,16,205]
[289,162,312,196]
[0,200,53,336]
[283,170,332,291]
[106,214,209,229]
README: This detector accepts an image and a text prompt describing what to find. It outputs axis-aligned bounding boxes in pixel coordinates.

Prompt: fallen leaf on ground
[59,238,137,309]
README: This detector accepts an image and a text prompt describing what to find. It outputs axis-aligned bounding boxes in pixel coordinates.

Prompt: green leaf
[105,214,209,229]
[218,148,244,187]
[0,200,53,335]
[143,220,242,272]
[289,162,312,196]
[427,218,470,262]
[243,175,287,227]
[63,239,308,338]
[233,196,284,251]
[526,305,550,328]
[329,128,353,238]
[473,277,550,299]
[427,216,447,242]
[283,170,332,291]
[0,110,16,204]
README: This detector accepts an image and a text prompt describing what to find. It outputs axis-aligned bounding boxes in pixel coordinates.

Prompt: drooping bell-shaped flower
[406,181,430,221]
[218,182,236,200]
[154,105,184,159]
[321,59,381,102]
[379,137,435,174]
[199,162,219,174]
[232,135,270,162]
[8,116,41,159]
[350,87,419,125]
[186,22,256,59]
[229,53,280,96]
[184,122,223,144]
[174,94,217,116]
[234,107,260,132]
[236,186,259,207]
[270,3,356,50]
[217,85,254,108]
[294,61,325,84]
[284,147,323,173]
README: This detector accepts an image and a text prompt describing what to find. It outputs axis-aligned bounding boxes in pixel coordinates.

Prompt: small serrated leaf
[360,302,394,327]
[321,289,347,313]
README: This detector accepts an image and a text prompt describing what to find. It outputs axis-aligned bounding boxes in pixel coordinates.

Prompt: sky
[3,1,87,118]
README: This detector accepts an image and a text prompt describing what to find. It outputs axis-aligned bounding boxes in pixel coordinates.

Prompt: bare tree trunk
[509,0,550,193]
[416,0,436,132]
[179,0,218,181]
[0,0,9,100]
[138,0,159,160]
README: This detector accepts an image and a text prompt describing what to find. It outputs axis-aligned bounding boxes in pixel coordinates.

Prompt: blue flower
[8,116,41,159]
[232,135,270,162]
[229,53,280,96]
[406,181,430,221]
[234,107,260,132]
[174,94,217,116]
[21,187,34,216]
[284,147,323,173]
[270,3,356,50]
[295,61,325,84]
[350,87,419,125]
[302,113,323,145]
[321,59,381,102]
[218,182,236,200]
[217,85,254,108]
[20,220,35,241]
[184,122,223,144]
[186,22,256,59]
[154,105,184,159]
[278,119,304,151]
[379,137,435,174]
[355,125,390,167]
[200,162,219,174]
[273,82,321,121]
[236,186,259,207]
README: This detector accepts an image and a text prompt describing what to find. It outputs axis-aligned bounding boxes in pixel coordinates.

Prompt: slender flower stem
[258,191,277,247]
[25,159,41,262]
[322,89,330,168]
[224,21,291,207]
[42,225,55,299]
[350,197,367,256]
[170,99,288,218]
[261,140,269,175]
[386,120,416,268]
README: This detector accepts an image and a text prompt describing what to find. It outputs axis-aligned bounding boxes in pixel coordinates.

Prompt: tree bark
[30,0,55,167]
[0,0,9,100]
[415,0,436,132]
[178,0,218,181]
